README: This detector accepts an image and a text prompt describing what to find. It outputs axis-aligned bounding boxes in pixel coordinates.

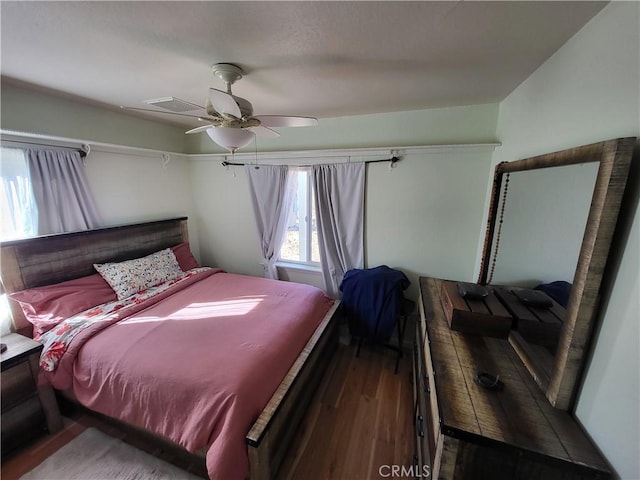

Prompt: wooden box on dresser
[412,277,611,480]
[1,333,62,458]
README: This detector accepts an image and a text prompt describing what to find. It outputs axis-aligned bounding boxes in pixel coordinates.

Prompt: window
[0,147,38,241]
[0,147,38,334]
[280,168,320,265]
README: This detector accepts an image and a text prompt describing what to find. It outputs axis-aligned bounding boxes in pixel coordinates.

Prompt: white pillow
[94,248,183,300]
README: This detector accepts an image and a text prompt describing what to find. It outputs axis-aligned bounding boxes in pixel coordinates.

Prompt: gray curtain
[26,148,102,235]
[311,162,365,298]
[245,165,296,279]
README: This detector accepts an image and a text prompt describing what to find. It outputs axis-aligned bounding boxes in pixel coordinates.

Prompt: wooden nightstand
[1,333,62,458]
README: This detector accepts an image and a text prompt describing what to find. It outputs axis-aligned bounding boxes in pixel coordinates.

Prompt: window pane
[280,173,301,261]
[297,171,309,261]
[0,148,38,241]
[311,188,320,263]
[279,169,319,265]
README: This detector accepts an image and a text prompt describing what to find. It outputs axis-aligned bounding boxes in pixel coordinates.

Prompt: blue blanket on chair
[340,265,410,342]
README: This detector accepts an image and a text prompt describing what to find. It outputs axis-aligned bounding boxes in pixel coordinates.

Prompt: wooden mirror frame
[478,137,635,410]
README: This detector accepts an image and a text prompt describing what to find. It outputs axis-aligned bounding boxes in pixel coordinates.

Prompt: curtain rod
[192,142,501,161]
[2,138,90,158]
[1,129,184,159]
[221,156,401,168]
[2,129,501,161]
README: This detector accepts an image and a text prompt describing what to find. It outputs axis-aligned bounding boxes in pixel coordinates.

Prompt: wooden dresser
[413,277,611,480]
[1,333,62,458]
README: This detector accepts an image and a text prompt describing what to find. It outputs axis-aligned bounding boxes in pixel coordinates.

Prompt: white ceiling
[1,1,606,128]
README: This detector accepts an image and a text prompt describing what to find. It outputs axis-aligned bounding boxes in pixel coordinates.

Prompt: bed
[0,217,340,480]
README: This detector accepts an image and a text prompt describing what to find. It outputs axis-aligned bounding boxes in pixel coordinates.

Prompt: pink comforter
[49,270,333,480]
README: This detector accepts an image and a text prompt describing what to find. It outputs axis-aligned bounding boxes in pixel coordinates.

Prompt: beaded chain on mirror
[486,170,509,284]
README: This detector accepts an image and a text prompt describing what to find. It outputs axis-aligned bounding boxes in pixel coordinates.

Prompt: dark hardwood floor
[1,343,414,480]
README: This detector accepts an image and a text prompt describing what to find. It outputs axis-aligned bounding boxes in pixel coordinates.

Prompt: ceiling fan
[122,63,318,153]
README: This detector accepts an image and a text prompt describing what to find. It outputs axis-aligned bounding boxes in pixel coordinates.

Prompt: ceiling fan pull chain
[231,152,237,177]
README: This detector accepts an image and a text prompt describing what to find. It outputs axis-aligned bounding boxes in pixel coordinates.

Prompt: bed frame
[0,217,341,480]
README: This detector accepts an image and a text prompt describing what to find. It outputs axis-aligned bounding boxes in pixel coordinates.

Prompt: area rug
[19,428,203,480]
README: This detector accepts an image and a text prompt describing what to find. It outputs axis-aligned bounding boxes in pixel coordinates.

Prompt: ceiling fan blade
[209,88,241,118]
[248,125,281,138]
[185,125,213,135]
[120,105,212,120]
[253,115,318,127]
[205,98,218,117]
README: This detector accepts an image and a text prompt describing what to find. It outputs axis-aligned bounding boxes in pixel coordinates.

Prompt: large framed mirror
[478,137,635,410]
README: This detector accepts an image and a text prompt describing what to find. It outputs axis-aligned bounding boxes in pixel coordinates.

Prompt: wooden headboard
[1,217,189,336]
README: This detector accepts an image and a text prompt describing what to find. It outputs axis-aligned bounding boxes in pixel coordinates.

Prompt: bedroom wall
[189,102,499,301]
[0,81,187,152]
[83,149,195,239]
[0,81,200,255]
[486,2,639,478]
[185,103,499,154]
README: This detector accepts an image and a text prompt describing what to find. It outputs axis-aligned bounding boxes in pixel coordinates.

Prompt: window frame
[278,167,321,268]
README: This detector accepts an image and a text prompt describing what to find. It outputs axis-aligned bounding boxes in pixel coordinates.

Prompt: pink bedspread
[49,270,333,480]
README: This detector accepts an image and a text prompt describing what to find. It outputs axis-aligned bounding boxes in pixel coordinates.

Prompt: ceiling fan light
[206,127,254,153]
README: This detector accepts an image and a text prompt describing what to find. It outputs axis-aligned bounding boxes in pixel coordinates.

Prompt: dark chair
[340,266,414,373]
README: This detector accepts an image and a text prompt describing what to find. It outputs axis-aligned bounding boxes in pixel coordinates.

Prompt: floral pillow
[94,248,184,300]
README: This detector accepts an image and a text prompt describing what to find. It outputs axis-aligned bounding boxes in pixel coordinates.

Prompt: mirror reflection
[489,163,599,288]
[487,162,598,359]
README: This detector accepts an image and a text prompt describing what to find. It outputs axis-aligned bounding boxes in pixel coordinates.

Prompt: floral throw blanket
[38,267,213,372]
